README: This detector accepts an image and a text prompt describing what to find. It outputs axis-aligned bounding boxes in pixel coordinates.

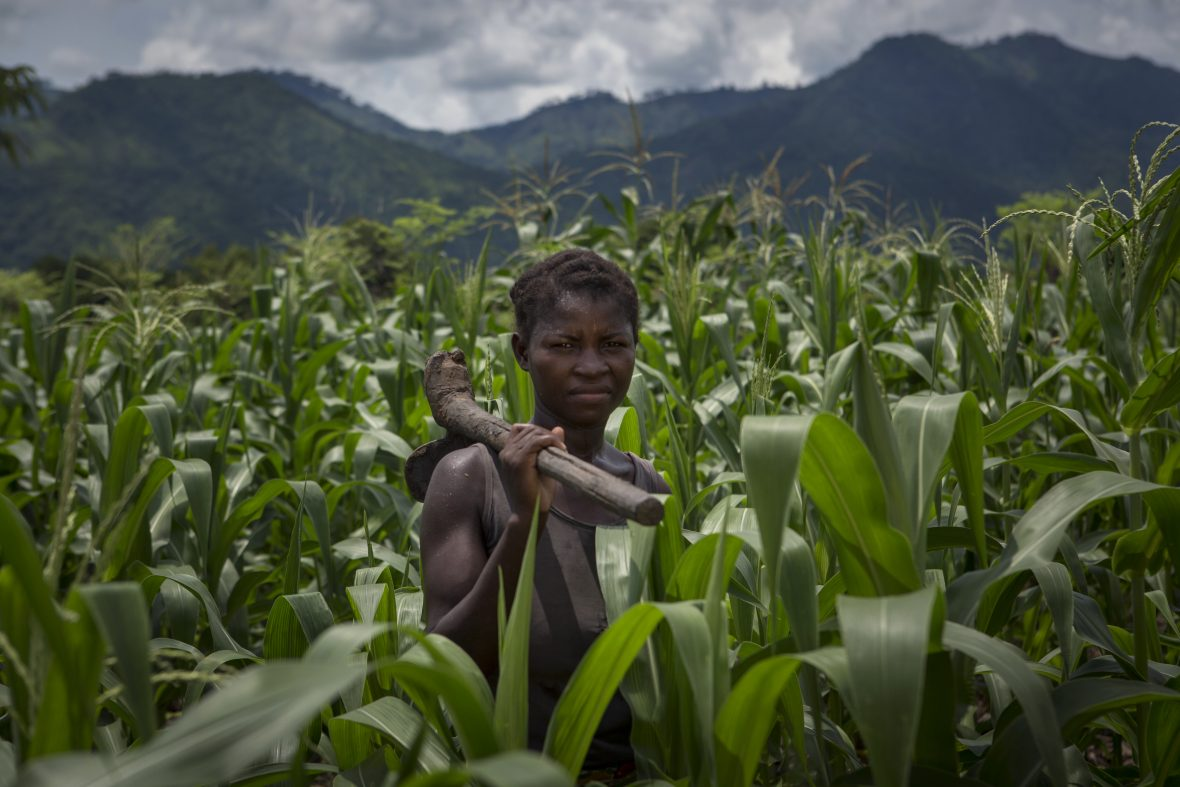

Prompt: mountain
[3,34,1178,266]
[0,71,497,265]
[267,72,783,170]
[632,33,1180,217]
[266,32,1180,219]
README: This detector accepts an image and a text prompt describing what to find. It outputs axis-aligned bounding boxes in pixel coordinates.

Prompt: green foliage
[0,269,50,312]
[0,124,1179,787]
[7,34,1180,267]
[0,65,44,164]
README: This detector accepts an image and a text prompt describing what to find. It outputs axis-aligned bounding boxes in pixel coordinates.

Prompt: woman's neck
[530,404,605,463]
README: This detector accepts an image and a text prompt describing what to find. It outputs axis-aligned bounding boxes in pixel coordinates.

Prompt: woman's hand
[499,423,566,524]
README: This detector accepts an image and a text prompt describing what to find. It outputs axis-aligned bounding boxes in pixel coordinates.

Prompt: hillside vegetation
[0,72,496,265]
[3,33,1179,267]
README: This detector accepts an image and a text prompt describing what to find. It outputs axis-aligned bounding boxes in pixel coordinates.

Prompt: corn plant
[1,125,1179,787]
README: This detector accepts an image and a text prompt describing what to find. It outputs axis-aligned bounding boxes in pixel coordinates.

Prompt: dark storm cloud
[139,0,478,66]
[8,0,1180,129]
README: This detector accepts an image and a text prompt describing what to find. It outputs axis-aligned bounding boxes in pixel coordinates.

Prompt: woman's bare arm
[419,425,563,673]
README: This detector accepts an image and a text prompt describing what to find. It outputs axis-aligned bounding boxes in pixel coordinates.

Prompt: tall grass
[1,125,1179,787]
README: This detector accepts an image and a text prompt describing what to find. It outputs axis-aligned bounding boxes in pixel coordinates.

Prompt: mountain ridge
[3,32,1178,266]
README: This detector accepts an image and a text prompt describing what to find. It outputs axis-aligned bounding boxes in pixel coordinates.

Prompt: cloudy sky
[3,0,1179,131]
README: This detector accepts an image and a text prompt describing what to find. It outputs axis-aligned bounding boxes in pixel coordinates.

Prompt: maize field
[1,124,1180,787]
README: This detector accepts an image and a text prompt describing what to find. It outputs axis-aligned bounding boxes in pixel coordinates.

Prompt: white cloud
[128,0,819,128]
[7,0,1180,129]
[781,0,1180,80]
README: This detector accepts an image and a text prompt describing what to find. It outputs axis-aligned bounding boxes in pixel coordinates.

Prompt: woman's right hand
[499,423,566,524]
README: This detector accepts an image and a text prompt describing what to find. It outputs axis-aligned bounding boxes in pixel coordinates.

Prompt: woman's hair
[510,249,639,342]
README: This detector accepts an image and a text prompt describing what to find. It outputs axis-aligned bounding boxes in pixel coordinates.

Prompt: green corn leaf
[0,570,33,738]
[942,621,1066,787]
[926,526,1003,555]
[19,634,374,787]
[982,401,1129,473]
[799,415,922,596]
[0,495,69,663]
[594,523,665,773]
[98,458,178,580]
[769,280,824,357]
[392,635,498,760]
[182,649,260,709]
[952,305,1003,406]
[741,415,799,612]
[263,592,334,660]
[497,332,534,424]
[714,654,802,787]
[778,528,818,652]
[1145,676,1180,780]
[1120,345,1180,433]
[494,506,539,750]
[1072,592,1138,677]
[329,695,454,772]
[853,345,910,539]
[346,583,398,684]
[914,652,960,775]
[671,598,722,781]
[211,478,339,594]
[1005,452,1113,475]
[1130,167,1180,340]
[101,404,172,518]
[335,537,419,584]
[282,512,303,597]
[947,472,1180,623]
[400,751,573,787]
[142,566,253,656]
[98,456,212,582]
[665,532,742,602]
[837,586,938,787]
[984,678,1180,786]
[80,583,156,741]
[893,391,984,560]
[1147,590,1180,638]
[0,740,14,787]
[701,312,743,387]
[543,603,665,775]
[1030,564,1076,677]
[625,370,651,452]
[1082,254,1138,388]
[18,299,54,391]
[605,406,642,454]
[291,339,348,404]
[821,343,857,412]
[874,340,934,384]
[29,589,104,758]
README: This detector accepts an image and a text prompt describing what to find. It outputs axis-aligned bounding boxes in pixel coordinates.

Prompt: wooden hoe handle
[423,350,664,526]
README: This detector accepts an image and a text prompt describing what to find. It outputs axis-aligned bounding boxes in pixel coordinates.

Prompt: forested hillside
[2,33,1178,266]
[0,72,496,265]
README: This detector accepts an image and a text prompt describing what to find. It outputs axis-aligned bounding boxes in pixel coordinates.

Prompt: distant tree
[172,243,270,316]
[1,65,45,164]
[993,189,1100,278]
[0,269,50,312]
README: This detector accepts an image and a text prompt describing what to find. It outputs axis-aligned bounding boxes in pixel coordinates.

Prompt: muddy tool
[404,349,665,525]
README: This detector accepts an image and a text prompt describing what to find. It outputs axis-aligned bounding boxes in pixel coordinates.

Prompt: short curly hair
[510,249,639,342]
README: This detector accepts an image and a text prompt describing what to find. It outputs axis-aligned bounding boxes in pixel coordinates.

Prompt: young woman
[420,248,670,772]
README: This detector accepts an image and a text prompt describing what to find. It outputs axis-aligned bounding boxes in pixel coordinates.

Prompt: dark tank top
[474,444,663,768]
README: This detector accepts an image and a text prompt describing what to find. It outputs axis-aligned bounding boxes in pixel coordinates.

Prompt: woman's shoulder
[424,443,508,550]
[433,441,495,479]
[423,442,498,506]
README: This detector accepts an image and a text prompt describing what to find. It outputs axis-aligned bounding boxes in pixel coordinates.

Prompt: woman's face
[514,292,636,429]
